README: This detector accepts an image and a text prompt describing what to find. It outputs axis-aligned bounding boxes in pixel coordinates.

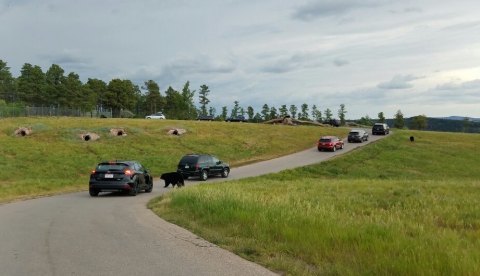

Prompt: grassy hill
[149,130,480,275]
[0,117,347,203]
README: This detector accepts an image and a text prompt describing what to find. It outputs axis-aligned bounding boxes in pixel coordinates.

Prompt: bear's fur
[160,172,185,188]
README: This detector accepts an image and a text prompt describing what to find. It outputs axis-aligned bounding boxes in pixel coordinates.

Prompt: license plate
[185,165,189,169]
[105,173,114,178]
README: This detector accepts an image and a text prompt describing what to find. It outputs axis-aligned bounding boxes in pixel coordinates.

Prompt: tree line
[0,59,353,123]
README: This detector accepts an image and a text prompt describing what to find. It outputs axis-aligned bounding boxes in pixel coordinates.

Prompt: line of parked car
[89,121,390,196]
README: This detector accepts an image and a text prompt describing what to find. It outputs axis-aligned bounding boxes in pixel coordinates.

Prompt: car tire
[129,181,138,196]
[89,188,99,197]
[200,170,208,181]
[145,180,153,193]
[318,148,322,152]
[221,168,229,178]
[340,143,344,149]
[332,146,336,152]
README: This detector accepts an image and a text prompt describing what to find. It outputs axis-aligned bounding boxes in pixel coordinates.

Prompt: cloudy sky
[1,0,479,119]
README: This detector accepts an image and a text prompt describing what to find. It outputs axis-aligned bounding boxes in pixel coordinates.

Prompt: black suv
[177,154,230,181]
[89,160,153,196]
[372,123,390,135]
[226,115,247,122]
[348,129,369,143]
[197,115,214,121]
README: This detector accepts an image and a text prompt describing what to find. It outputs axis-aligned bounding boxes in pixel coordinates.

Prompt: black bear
[160,172,185,188]
[410,136,415,142]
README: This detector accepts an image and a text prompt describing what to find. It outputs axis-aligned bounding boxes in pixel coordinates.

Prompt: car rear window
[349,132,359,135]
[179,156,199,164]
[96,163,129,171]
[320,138,331,142]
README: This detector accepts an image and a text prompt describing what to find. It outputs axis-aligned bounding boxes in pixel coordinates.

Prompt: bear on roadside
[160,172,185,188]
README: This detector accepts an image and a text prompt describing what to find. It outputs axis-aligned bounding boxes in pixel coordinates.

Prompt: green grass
[0,117,347,203]
[149,131,480,275]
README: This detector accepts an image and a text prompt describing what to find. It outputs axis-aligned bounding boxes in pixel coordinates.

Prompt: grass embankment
[149,131,480,275]
[0,117,347,203]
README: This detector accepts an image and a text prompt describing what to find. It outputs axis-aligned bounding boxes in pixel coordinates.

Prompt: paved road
[0,133,387,276]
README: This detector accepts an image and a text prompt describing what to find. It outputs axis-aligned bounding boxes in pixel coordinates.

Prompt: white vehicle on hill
[145,112,166,119]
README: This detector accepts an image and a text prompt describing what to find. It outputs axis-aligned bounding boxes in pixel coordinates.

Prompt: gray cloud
[377,75,423,90]
[260,53,321,74]
[436,79,480,90]
[292,0,384,21]
[333,58,349,67]
[163,56,236,76]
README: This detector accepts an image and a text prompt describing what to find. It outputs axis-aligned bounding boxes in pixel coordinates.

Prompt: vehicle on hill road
[317,136,344,152]
[348,129,369,143]
[372,123,390,135]
[226,115,247,122]
[177,154,230,181]
[145,112,166,119]
[197,115,214,121]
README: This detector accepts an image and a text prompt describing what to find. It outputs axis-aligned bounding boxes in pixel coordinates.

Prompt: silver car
[348,129,369,143]
[145,112,166,119]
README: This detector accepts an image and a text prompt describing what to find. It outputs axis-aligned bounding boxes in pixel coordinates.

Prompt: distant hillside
[438,116,480,122]
[385,117,480,133]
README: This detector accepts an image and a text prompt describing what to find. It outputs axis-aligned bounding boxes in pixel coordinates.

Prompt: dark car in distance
[317,136,344,152]
[348,129,369,143]
[372,123,390,135]
[197,115,214,121]
[226,115,247,122]
[325,119,340,127]
[89,160,153,196]
[177,154,230,181]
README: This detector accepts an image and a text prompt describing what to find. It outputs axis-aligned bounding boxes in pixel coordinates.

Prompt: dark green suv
[177,154,230,181]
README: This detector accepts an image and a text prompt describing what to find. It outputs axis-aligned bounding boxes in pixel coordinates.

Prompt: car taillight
[91,170,96,174]
[124,169,133,176]
[195,163,199,170]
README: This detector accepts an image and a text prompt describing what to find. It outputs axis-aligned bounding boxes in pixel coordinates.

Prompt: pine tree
[198,84,210,116]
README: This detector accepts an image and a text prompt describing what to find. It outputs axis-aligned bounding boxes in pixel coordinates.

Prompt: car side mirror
[217,161,222,165]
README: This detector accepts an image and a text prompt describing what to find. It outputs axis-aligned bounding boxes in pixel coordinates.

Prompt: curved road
[0,133,387,276]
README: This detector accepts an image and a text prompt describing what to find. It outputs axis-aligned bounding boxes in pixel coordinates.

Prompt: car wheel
[145,180,153,193]
[332,146,336,152]
[221,168,229,178]
[200,170,208,181]
[340,143,344,149]
[129,181,138,196]
[318,148,322,152]
[89,188,99,197]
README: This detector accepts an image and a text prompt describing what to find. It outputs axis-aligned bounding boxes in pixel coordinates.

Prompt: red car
[317,136,344,152]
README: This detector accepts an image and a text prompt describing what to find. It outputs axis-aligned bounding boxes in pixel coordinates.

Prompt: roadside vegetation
[0,117,347,203]
[149,130,480,275]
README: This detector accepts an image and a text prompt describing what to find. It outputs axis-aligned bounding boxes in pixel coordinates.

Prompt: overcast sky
[1,0,479,119]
